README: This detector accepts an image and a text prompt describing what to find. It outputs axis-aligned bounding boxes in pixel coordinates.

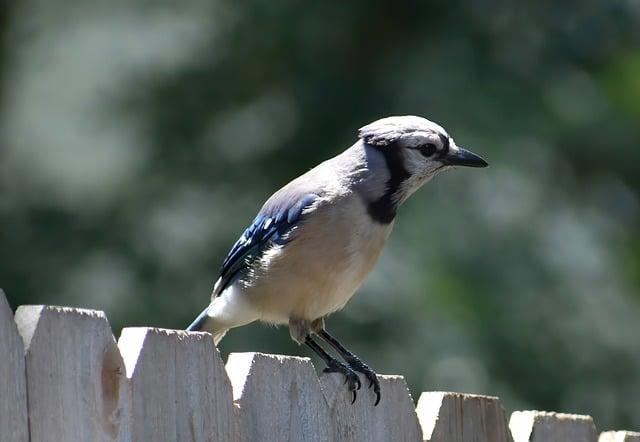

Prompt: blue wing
[215,193,318,295]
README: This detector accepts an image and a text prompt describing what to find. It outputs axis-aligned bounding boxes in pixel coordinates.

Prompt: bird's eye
[419,143,437,157]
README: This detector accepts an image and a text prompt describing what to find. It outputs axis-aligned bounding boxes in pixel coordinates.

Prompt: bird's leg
[304,335,361,403]
[318,329,381,405]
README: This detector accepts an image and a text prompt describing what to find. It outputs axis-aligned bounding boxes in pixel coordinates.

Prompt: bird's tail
[186,307,228,345]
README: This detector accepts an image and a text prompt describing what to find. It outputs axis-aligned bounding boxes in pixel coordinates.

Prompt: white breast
[328,203,394,311]
[246,195,394,324]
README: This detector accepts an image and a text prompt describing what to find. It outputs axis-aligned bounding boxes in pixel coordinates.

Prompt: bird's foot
[344,357,381,406]
[323,359,361,403]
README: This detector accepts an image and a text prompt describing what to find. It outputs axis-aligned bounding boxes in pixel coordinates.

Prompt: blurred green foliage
[1,0,639,431]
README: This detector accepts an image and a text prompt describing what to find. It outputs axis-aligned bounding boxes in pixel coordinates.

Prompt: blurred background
[1,0,639,431]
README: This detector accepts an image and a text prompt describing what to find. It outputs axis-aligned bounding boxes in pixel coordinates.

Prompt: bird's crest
[358,115,447,147]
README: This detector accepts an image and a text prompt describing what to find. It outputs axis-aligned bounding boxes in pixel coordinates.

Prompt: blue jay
[187,115,488,405]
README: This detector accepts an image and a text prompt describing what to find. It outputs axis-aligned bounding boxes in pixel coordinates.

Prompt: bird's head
[359,115,488,204]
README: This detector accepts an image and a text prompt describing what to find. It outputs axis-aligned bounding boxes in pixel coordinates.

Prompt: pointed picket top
[0,290,28,442]
[15,305,128,442]
[510,410,598,442]
[416,391,513,442]
[118,327,234,441]
[226,352,331,442]
[320,372,422,441]
[599,431,640,442]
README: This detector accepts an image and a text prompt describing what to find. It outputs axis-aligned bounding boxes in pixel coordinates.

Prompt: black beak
[442,147,488,168]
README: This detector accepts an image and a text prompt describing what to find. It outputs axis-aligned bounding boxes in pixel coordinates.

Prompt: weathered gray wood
[599,431,640,442]
[416,391,513,442]
[15,305,129,442]
[226,352,331,442]
[0,289,28,442]
[320,372,422,441]
[118,327,234,441]
[509,410,598,442]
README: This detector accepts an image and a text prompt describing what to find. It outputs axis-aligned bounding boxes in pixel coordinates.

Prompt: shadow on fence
[1,289,638,442]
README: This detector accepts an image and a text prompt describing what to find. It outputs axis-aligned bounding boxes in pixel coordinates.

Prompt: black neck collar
[366,145,410,224]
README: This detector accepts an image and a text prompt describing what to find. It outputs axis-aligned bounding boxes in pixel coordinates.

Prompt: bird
[187,115,488,405]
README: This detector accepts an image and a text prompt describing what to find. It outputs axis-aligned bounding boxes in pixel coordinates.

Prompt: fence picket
[118,327,234,441]
[416,391,513,442]
[509,410,598,442]
[0,289,28,442]
[226,352,332,442]
[599,431,640,441]
[321,373,422,441]
[15,305,129,442]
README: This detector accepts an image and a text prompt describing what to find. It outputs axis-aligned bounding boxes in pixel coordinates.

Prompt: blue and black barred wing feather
[214,193,318,296]
[186,191,318,331]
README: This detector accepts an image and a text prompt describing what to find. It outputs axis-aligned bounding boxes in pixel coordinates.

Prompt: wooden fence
[1,288,638,442]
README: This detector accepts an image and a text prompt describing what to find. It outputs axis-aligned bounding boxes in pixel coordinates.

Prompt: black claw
[316,330,382,405]
[323,359,361,402]
[345,357,381,406]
